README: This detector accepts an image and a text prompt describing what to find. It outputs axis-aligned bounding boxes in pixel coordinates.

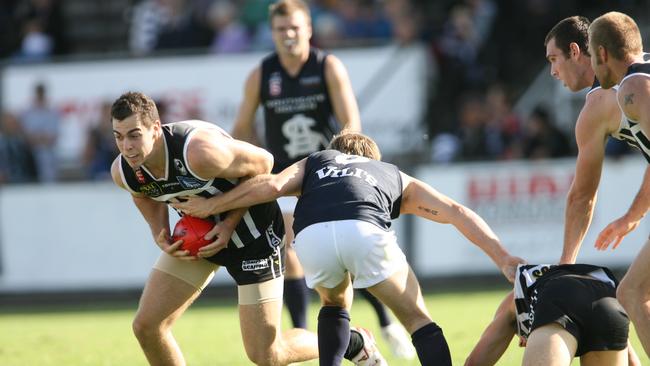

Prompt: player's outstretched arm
[399,172,524,282]
[171,159,307,218]
[465,292,517,366]
[324,55,361,132]
[561,88,618,264]
[231,66,262,145]
[595,165,650,250]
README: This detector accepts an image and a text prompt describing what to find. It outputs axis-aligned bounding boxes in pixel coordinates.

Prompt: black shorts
[531,275,629,356]
[205,211,286,286]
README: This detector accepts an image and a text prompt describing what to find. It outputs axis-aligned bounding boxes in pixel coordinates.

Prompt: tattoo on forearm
[418,206,438,215]
[624,93,634,106]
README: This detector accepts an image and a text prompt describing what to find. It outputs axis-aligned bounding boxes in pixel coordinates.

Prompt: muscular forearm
[561,192,597,264]
[623,166,650,222]
[209,175,279,214]
[453,206,509,266]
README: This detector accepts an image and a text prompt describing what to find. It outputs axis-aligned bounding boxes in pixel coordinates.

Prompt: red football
[172,216,215,256]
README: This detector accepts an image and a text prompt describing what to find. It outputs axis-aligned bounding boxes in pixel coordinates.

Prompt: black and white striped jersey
[118,120,281,248]
[513,263,618,341]
[610,52,650,163]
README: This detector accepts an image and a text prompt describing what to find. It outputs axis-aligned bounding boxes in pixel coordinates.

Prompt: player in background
[110,92,385,366]
[588,11,650,357]
[231,0,415,358]
[542,15,643,362]
[172,131,524,366]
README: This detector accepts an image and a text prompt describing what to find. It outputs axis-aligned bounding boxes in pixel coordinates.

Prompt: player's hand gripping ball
[172,215,215,256]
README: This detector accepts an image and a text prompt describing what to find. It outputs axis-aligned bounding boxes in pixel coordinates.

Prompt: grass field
[0,287,647,365]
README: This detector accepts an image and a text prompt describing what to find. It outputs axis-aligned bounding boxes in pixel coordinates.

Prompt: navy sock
[318,306,351,366]
[357,288,391,327]
[411,322,452,366]
[283,277,309,329]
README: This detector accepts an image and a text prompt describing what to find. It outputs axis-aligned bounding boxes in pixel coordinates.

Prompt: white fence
[1,157,647,292]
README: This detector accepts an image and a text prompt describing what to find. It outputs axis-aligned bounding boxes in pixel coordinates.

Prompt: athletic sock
[411,322,452,366]
[318,306,351,366]
[283,277,309,329]
[357,288,391,327]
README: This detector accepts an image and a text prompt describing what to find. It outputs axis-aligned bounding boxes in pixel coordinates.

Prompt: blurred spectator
[14,0,67,56]
[154,0,212,51]
[13,18,53,62]
[521,105,571,160]
[82,102,119,180]
[20,83,60,182]
[455,92,493,161]
[129,0,171,55]
[484,83,521,159]
[337,1,392,41]
[0,112,37,184]
[207,0,251,54]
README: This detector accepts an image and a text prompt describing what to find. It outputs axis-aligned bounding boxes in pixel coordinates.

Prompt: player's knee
[617,279,640,311]
[132,314,165,340]
[245,348,281,366]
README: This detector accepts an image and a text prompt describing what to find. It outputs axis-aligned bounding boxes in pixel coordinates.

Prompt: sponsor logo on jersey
[135,169,146,184]
[282,114,329,158]
[269,72,282,96]
[242,259,270,271]
[139,182,163,197]
[174,159,188,175]
[177,176,204,189]
[315,166,378,186]
[299,75,321,86]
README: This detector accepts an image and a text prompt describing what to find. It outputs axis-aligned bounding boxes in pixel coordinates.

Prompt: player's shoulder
[579,88,621,134]
[110,155,125,188]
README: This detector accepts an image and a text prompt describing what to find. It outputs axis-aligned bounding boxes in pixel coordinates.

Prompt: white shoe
[380,323,416,360]
[350,327,388,366]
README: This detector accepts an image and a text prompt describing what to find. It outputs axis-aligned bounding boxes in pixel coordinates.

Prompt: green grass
[0,288,647,365]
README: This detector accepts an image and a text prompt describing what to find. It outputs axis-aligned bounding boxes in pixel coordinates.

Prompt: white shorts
[293,219,407,289]
[277,196,298,214]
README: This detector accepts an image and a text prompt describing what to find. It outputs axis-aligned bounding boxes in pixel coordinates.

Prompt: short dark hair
[111,92,159,127]
[269,0,311,23]
[545,16,591,58]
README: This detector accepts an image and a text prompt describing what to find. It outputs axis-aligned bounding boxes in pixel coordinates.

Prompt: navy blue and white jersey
[118,120,281,249]
[260,48,339,173]
[610,52,650,163]
[513,263,618,340]
[293,150,402,235]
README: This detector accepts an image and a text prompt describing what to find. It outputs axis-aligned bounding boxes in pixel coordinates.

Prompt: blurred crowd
[0,0,647,183]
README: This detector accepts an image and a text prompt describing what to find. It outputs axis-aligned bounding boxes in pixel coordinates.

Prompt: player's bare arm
[187,128,273,180]
[596,166,650,250]
[231,66,262,144]
[465,292,517,366]
[561,88,621,264]
[172,159,307,218]
[111,157,189,258]
[324,55,361,132]
[399,172,524,282]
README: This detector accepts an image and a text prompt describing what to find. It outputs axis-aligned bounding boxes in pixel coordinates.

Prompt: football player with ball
[111,92,385,365]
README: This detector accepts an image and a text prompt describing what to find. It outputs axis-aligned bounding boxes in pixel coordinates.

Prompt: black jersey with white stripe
[260,48,339,173]
[513,263,618,341]
[293,150,402,235]
[611,53,650,163]
[118,120,281,249]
